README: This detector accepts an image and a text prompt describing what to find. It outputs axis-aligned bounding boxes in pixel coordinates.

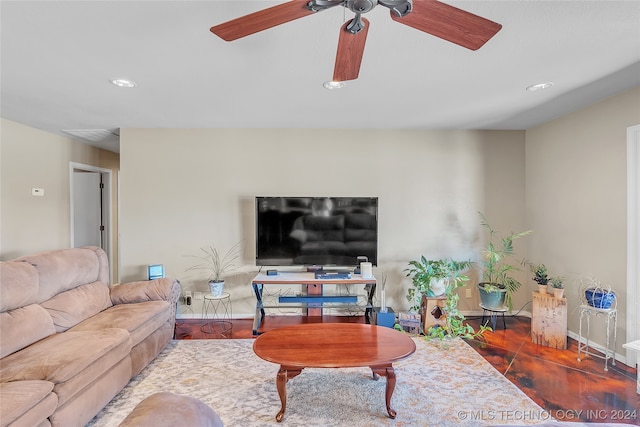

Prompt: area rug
[87,337,548,426]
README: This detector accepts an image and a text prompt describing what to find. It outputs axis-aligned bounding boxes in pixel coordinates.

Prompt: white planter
[430,278,447,296]
[209,281,225,297]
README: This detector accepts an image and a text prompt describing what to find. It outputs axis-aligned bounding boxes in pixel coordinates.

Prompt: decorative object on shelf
[186,242,242,297]
[405,258,472,311]
[549,276,565,298]
[530,263,549,294]
[477,212,531,310]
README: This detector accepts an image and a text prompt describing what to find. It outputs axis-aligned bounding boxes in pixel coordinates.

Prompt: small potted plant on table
[187,242,241,297]
[531,264,549,294]
[549,276,565,298]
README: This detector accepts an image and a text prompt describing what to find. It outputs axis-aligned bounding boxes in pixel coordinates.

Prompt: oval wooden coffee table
[253,323,416,422]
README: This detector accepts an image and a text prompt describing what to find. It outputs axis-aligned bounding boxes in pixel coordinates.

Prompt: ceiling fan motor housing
[348,0,377,13]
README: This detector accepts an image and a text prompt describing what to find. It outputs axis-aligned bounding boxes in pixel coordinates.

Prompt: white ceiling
[1,1,639,153]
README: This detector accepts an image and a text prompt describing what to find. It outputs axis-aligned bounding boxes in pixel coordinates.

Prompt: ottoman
[118,392,223,427]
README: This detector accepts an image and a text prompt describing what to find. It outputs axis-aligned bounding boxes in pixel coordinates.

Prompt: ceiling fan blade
[390,0,502,50]
[333,18,370,82]
[211,0,315,41]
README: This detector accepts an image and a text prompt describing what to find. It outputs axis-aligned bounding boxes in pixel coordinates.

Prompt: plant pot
[428,278,447,297]
[552,287,564,298]
[478,282,507,309]
[585,288,615,309]
[209,281,225,297]
[538,284,548,294]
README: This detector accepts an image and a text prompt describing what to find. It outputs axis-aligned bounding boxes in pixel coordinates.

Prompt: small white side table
[622,340,640,394]
[201,292,232,337]
[577,304,617,371]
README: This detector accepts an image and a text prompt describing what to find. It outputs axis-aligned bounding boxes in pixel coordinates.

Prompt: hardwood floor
[175,315,639,425]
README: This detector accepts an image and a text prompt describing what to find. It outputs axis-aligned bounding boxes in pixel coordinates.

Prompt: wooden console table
[251,272,376,335]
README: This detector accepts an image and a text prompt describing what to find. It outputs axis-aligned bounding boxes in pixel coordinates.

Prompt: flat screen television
[256,197,378,267]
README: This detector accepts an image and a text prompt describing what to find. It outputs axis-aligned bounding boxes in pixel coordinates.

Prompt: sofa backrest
[0,246,112,358]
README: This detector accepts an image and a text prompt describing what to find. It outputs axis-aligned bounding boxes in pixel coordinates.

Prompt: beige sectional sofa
[0,246,181,427]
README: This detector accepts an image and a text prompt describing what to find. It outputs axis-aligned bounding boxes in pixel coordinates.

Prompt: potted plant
[405,257,472,311]
[531,263,549,294]
[477,213,532,310]
[186,242,241,297]
[549,276,565,298]
[580,275,616,309]
[424,279,491,342]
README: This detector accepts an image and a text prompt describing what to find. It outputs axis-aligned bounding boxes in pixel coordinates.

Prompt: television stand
[251,272,377,335]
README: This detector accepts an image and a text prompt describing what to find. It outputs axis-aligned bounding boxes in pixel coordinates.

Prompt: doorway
[70,162,113,282]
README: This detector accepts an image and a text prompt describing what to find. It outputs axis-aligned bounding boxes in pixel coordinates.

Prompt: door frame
[627,124,640,364]
[70,162,113,282]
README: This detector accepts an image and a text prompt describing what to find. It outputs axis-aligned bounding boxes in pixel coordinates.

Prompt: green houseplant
[424,279,491,341]
[531,263,549,294]
[405,258,472,311]
[478,213,531,310]
[186,242,241,296]
[549,276,564,298]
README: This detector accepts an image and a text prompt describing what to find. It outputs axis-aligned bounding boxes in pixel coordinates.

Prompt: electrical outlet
[465,289,472,298]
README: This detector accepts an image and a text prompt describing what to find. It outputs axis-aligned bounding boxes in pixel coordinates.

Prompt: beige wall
[4,86,637,355]
[119,128,527,317]
[526,86,640,355]
[0,119,119,272]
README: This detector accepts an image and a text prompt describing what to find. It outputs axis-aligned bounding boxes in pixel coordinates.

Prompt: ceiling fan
[210,0,502,83]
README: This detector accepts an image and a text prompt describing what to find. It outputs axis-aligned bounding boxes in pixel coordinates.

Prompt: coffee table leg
[370,365,397,419]
[276,366,303,422]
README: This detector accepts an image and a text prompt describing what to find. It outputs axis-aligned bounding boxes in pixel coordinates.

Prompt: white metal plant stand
[577,304,617,371]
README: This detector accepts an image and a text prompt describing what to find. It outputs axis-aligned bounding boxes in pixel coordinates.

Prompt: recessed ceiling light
[323,81,345,90]
[526,82,554,92]
[109,78,136,88]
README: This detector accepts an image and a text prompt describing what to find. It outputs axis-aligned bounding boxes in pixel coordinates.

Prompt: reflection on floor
[175,315,639,425]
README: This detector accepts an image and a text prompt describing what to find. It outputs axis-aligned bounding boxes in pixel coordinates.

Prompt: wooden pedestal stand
[531,291,567,349]
[420,295,447,333]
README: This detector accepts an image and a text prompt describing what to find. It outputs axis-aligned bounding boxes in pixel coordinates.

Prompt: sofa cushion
[0,261,39,311]
[0,304,56,358]
[40,281,112,332]
[71,301,170,347]
[0,380,57,427]
[0,329,130,385]
[15,247,108,303]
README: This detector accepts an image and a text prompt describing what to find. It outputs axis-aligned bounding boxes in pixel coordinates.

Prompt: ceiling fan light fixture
[526,82,554,92]
[109,78,137,88]
[323,81,346,90]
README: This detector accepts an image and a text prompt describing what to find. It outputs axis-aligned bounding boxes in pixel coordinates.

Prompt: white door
[70,162,112,282]
[73,171,102,247]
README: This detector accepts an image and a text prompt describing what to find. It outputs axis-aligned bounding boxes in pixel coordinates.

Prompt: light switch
[31,188,45,196]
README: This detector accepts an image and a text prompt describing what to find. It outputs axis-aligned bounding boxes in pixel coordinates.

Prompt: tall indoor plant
[478,213,531,310]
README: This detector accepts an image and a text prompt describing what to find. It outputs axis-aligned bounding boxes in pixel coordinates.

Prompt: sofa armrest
[110,278,181,306]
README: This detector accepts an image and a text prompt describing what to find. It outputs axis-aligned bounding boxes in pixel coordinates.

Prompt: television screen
[256,197,378,267]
